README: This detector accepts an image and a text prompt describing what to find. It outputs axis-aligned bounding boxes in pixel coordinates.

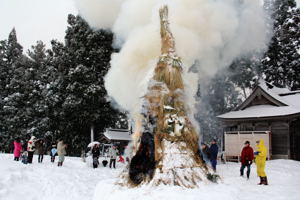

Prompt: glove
[254,151,260,155]
[248,160,253,165]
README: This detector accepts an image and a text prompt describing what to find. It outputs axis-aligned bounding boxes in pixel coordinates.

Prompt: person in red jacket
[240,141,254,179]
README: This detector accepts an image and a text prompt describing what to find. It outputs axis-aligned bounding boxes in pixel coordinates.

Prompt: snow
[1,154,300,200]
[104,129,132,141]
[218,104,299,119]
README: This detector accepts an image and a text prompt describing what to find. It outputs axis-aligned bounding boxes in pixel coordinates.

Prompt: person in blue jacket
[209,139,219,172]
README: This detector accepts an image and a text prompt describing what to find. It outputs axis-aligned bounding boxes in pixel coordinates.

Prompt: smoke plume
[75,0,269,117]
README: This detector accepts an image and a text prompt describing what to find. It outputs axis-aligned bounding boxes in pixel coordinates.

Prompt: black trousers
[38,154,44,163]
[28,152,34,163]
[109,159,116,168]
[240,164,251,178]
[51,156,55,162]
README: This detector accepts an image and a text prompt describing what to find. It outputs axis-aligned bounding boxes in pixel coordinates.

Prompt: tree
[47,14,127,155]
[262,0,300,89]
[0,29,26,152]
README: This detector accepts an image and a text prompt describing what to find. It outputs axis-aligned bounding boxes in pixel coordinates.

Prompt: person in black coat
[209,139,219,172]
[92,144,100,168]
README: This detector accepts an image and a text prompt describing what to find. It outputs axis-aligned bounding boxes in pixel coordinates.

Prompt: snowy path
[1,153,300,200]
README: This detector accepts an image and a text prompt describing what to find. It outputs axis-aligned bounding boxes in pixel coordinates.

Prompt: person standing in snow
[92,144,100,168]
[240,141,254,179]
[27,136,36,164]
[57,139,67,167]
[36,139,46,163]
[200,143,211,166]
[109,145,118,169]
[50,142,57,163]
[21,151,28,164]
[209,139,218,172]
[255,139,268,185]
[13,137,22,161]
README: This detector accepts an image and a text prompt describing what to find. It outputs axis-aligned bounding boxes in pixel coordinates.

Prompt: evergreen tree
[228,55,261,99]
[47,14,127,154]
[0,29,25,152]
[262,0,300,89]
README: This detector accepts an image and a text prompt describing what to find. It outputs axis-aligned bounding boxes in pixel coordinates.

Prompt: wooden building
[99,128,132,155]
[218,82,300,160]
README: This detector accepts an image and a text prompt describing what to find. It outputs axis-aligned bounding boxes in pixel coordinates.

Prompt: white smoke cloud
[75,0,269,117]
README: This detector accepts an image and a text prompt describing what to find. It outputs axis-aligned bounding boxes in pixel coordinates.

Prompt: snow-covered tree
[262,0,300,90]
[45,14,127,155]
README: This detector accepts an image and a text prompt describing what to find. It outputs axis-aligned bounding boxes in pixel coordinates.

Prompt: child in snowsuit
[50,142,57,163]
[21,151,28,164]
[13,137,22,161]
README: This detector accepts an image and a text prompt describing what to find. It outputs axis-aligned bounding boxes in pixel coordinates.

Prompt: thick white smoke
[75,0,269,117]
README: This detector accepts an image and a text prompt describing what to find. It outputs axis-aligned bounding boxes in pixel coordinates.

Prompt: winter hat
[244,141,250,145]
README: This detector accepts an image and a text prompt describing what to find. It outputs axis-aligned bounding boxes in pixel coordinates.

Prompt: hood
[256,139,265,147]
[30,136,36,141]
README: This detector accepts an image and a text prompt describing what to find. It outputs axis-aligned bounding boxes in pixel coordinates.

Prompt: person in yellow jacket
[254,139,268,185]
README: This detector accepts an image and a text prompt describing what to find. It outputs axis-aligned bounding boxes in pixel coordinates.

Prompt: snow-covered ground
[1,153,300,200]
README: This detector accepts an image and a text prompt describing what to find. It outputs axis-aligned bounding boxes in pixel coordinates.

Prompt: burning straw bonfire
[119,6,218,188]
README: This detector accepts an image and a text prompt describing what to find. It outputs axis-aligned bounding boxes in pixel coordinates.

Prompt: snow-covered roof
[103,129,132,141]
[218,82,300,119]
[218,105,299,119]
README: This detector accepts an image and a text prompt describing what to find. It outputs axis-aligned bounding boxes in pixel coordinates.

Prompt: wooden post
[91,125,94,143]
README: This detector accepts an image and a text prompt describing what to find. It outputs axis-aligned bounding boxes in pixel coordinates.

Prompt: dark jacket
[36,140,45,155]
[92,146,100,158]
[240,146,254,165]
[209,144,218,160]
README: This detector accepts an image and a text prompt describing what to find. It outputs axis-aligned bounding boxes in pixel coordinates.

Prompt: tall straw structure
[120,5,217,188]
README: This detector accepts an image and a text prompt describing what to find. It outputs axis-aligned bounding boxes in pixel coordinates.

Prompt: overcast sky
[0,0,77,50]
[0,0,299,51]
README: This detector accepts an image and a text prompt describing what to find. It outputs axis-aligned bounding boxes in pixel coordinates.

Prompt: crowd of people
[199,139,268,185]
[13,136,67,166]
[12,136,268,185]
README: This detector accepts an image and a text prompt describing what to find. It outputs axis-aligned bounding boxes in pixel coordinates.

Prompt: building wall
[223,120,291,159]
[291,119,300,160]
[270,122,289,159]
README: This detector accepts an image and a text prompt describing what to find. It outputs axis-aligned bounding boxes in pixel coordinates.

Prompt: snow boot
[262,177,268,185]
[258,177,262,185]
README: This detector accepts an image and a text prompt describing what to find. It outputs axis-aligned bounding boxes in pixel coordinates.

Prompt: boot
[263,177,268,185]
[246,171,250,179]
[58,162,61,167]
[258,176,262,185]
